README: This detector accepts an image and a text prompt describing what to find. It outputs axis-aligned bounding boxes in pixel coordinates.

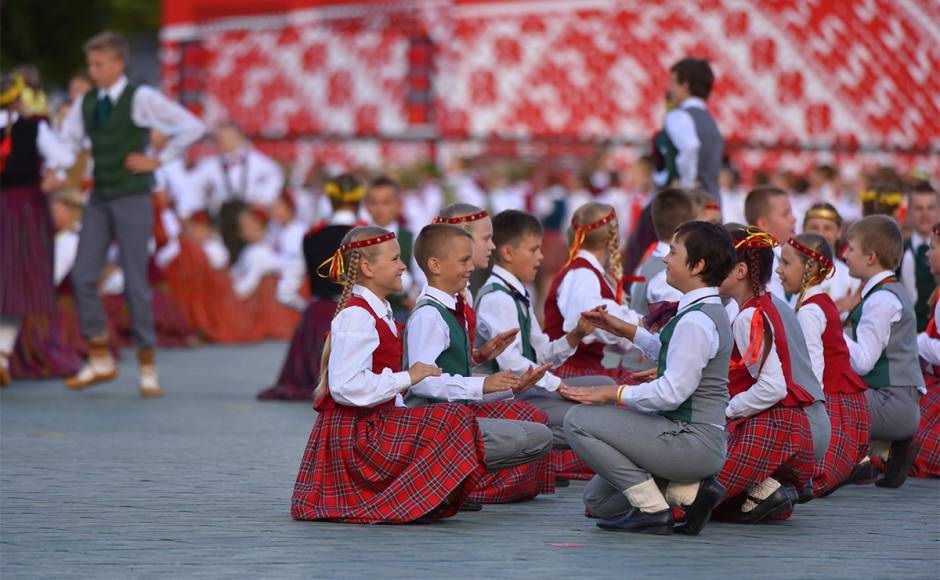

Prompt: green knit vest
[413,299,471,403]
[475,283,535,373]
[82,84,152,200]
[656,303,705,422]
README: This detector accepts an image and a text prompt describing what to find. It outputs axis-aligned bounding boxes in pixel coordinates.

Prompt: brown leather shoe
[65,337,118,390]
[138,348,163,398]
[0,351,11,387]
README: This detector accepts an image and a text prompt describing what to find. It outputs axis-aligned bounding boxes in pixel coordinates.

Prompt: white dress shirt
[0,111,75,171]
[406,285,485,401]
[60,75,205,166]
[843,270,902,376]
[726,303,788,419]
[475,265,577,391]
[917,301,940,367]
[267,219,306,269]
[645,242,682,304]
[328,285,411,407]
[664,97,706,189]
[189,146,284,215]
[795,286,827,386]
[619,287,721,418]
[899,231,928,303]
[230,241,281,298]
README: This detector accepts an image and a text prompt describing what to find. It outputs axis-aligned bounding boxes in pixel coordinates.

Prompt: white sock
[665,481,701,507]
[870,440,890,461]
[0,316,21,355]
[624,479,670,514]
[742,477,781,512]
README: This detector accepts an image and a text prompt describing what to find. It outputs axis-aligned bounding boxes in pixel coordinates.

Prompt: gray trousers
[805,401,832,461]
[865,386,921,441]
[478,418,552,472]
[72,194,155,349]
[564,405,726,518]
[519,375,616,448]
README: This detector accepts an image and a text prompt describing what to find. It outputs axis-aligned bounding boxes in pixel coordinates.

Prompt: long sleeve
[899,248,917,302]
[328,306,412,407]
[405,305,485,401]
[797,303,827,387]
[556,268,639,345]
[726,308,788,419]
[246,150,285,208]
[664,108,700,188]
[632,326,662,361]
[620,311,718,413]
[131,86,206,165]
[59,98,88,156]
[843,291,902,376]
[36,120,76,170]
[276,255,308,311]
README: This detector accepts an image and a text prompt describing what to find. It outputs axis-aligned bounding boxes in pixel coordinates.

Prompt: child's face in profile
[435,237,475,294]
[842,236,876,280]
[505,232,544,284]
[664,233,694,292]
[467,218,495,269]
[364,240,406,297]
[776,243,807,296]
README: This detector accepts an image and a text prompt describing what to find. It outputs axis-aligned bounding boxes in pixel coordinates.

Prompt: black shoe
[459,500,483,512]
[876,438,918,488]
[597,508,674,535]
[845,461,879,485]
[674,478,726,536]
[735,486,792,524]
[796,481,815,504]
[555,476,571,488]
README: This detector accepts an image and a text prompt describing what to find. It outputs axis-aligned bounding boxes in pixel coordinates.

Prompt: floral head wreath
[787,237,835,281]
[318,232,396,282]
[0,76,25,107]
[432,209,489,225]
[325,182,366,204]
[733,226,779,250]
[566,209,616,267]
[860,189,903,208]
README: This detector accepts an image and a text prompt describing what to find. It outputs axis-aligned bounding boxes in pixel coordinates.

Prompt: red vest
[728,294,815,408]
[314,295,402,412]
[801,293,867,395]
[544,257,615,371]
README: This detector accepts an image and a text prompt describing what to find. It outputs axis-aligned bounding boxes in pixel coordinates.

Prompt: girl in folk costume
[291,227,487,523]
[714,227,816,523]
[258,174,367,400]
[776,233,871,497]
[802,203,861,308]
[912,222,940,477]
[543,202,641,383]
[0,74,76,385]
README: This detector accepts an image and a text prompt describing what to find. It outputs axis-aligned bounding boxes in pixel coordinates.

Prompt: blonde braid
[333,250,361,317]
[605,223,624,302]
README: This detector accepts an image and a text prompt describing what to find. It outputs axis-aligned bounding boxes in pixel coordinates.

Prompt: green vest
[82,84,152,200]
[656,304,701,422]
[412,299,471,403]
[474,282,535,374]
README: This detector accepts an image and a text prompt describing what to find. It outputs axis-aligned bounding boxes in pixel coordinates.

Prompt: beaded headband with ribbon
[0,76,25,107]
[325,182,366,204]
[860,189,903,207]
[787,237,834,279]
[432,209,489,225]
[804,206,842,226]
[317,232,396,282]
[565,209,617,267]
[733,227,779,250]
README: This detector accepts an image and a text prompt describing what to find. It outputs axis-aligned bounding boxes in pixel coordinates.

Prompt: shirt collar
[330,209,358,226]
[802,285,824,301]
[419,285,457,309]
[100,75,128,103]
[576,249,606,273]
[862,270,895,298]
[911,231,927,249]
[352,284,393,319]
[678,286,721,312]
[680,96,707,110]
[491,265,527,295]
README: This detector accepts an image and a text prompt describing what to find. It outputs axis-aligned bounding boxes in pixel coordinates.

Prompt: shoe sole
[597,523,674,535]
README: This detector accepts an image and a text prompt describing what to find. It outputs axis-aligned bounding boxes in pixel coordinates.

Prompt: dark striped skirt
[0,185,54,316]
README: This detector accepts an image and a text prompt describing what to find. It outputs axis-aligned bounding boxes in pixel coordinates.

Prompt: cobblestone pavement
[2,342,938,579]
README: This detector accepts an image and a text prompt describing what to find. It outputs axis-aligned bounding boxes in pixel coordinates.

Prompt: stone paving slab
[1,342,938,579]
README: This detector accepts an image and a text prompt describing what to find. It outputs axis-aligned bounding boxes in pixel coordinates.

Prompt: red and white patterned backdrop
[160,0,940,180]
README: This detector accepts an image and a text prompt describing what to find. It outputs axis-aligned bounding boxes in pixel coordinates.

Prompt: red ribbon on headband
[318,232,396,282]
[565,209,617,267]
[432,210,489,225]
[787,237,834,278]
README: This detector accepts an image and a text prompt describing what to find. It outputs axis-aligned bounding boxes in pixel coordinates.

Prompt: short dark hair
[651,188,696,241]
[673,221,735,287]
[670,57,715,100]
[492,210,543,258]
[846,215,903,271]
[370,174,400,192]
[744,186,788,226]
[414,223,474,276]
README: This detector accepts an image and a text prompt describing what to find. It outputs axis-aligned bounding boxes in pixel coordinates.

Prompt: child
[266,194,306,272]
[713,226,816,523]
[544,202,640,383]
[776,233,871,496]
[802,203,860,309]
[629,189,692,316]
[406,223,555,504]
[744,186,797,300]
[913,222,940,477]
[899,182,939,330]
[843,215,926,488]
[291,226,487,524]
[561,221,736,535]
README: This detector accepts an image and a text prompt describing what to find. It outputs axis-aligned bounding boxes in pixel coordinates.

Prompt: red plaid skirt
[552,449,594,480]
[291,402,487,524]
[717,406,814,499]
[467,400,556,503]
[553,363,629,385]
[912,384,940,478]
[813,391,872,495]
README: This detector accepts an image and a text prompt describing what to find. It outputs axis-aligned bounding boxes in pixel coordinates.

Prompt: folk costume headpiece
[318,231,396,282]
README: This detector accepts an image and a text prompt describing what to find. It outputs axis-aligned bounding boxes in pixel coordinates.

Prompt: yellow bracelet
[616,384,626,405]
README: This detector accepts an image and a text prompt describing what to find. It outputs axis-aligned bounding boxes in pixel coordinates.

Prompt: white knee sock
[665,481,701,507]
[624,479,670,514]
[0,316,21,355]
[742,477,781,512]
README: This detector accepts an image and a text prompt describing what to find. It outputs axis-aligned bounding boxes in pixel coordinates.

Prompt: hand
[40,171,68,193]
[472,329,519,364]
[573,314,595,339]
[580,307,633,338]
[558,384,619,404]
[408,362,442,385]
[516,363,552,395]
[124,153,160,174]
[835,289,861,314]
[482,370,520,394]
[624,366,658,384]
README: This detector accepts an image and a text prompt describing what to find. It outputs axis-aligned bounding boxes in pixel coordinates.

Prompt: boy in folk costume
[713,227,816,523]
[59,31,205,397]
[776,233,871,497]
[258,174,366,401]
[543,203,641,383]
[898,183,939,331]
[912,222,940,477]
[744,186,797,300]
[560,221,736,535]
[628,189,690,318]
[843,215,926,488]
[291,227,487,523]
[405,224,555,504]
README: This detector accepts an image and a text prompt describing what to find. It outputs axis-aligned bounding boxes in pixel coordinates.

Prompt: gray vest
[685,106,723,203]
[630,257,667,316]
[772,295,824,402]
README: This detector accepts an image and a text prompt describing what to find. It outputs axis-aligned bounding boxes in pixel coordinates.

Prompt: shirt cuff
[392,371,412,391]
[539,371,562,392]
[633,327,660,360]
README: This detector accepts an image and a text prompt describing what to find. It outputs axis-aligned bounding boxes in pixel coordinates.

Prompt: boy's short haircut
[673,221,735,287]
[651,188,696,241]
[83,31,129,61]
[414,223,474,276]
[670,58,715,100]
[369,175,400,193]
[846,215,904,271]
[744,186,788,226]
[492,210,543,254]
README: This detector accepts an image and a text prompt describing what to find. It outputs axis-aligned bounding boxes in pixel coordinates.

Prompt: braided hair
[569,202,622,300]
[789,233,834,309]
[727,225,775,300]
